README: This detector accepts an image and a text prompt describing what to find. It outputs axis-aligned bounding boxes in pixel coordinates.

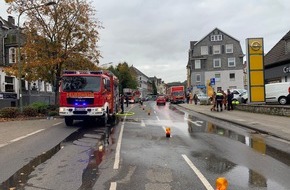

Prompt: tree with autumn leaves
[4,0,102,104]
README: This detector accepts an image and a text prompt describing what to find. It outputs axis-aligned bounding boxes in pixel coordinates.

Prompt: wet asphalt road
[0,101,290,189]
[95,101,290,190]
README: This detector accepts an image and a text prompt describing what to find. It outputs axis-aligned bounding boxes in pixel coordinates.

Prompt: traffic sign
[210,78,215,85]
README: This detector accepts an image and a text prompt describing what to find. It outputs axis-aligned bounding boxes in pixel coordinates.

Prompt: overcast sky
[1,0,290,83]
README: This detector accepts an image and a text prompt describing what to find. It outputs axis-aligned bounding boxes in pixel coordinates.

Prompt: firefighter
[120,94,124,114]
[215,90,224,112]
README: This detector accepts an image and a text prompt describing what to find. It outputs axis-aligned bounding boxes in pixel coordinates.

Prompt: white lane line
[113,122,124,169]
[10,129,45,143]
[182,154,214,190]
[141,120,146,127]
[184,118,203,127]
[156,116,160,121]
[109,182,117,190]
[0,143,8,148]
[52,122,63,126]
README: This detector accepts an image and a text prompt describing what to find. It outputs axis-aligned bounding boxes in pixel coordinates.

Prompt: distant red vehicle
[156,95,166,106]
[168,86,185,104]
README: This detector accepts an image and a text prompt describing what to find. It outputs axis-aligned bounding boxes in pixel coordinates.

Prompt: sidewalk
[177,103,290,142]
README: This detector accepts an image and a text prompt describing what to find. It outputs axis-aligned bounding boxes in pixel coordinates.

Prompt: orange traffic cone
[165,127,171,138]
[216,177,228,190]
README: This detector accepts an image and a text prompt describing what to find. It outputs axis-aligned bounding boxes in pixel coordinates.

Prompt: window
[5,76,15,92]
[229,73,235,81]
[215,73,221,82]
[210,35,223,41]
[213,58,221,68]
[195,60,201,69]
[213,45,221,54]
[200,46,208,55]
[228,57,236,67]
[226,44,233,53]
[9,47,17,64]
[196,74,201,82]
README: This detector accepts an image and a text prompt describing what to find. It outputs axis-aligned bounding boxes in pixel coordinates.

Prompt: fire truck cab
[59,70,119,126]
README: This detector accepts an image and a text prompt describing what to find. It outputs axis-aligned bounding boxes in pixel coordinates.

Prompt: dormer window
[211,35,223,41]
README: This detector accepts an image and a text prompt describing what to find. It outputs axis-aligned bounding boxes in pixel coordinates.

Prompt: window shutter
[209,46,212,54]
[221,45,225,54]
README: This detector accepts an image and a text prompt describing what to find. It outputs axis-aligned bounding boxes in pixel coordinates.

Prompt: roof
[0,16,17,30]
[131,66,149,78]
[193,27,240,47]
[264,30,290,67]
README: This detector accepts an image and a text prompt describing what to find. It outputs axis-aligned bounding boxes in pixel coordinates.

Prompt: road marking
[182,154,214,190]
[52,122,62,126]
[109,182,117,190]
[10,129,45,143]
[113,105,135,170]
[156,116,160,121]
[0,143,8,148]
[141,120,146,127]
[114,122,124,169]
[184,118,204,127]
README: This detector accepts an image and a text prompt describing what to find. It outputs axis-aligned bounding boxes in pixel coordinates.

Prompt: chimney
[8,16,15,25]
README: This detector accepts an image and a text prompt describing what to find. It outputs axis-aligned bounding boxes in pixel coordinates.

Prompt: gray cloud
[1,0,290,82]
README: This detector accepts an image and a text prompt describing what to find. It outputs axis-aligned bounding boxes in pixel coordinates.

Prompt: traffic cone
[165,127,171,138]
[216,177,228,190]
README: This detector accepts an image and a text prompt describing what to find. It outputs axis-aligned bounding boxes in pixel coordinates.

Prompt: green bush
[48,111,59,117]
[23,106,38,117]
[47,104,59,111]
[30,102,49,114]
[0,107,19,118]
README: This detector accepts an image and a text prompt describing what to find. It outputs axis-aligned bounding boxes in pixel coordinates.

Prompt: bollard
[216,177,228,190]
[148,109,151,115]
[165,127,171,138]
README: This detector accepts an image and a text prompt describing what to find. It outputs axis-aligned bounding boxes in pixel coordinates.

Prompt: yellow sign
[246,38,265,103]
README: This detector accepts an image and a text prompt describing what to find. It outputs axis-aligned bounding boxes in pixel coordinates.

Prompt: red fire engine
[59,70,119,126]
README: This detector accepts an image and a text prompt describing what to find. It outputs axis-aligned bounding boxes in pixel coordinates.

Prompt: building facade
[131,66,152,98]
[264,30,290,83]
[0,16,54,109]
[187,28,245,94]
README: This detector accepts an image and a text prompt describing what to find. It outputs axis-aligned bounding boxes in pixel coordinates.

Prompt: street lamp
[17,1,56,112]
[99,62,113,69]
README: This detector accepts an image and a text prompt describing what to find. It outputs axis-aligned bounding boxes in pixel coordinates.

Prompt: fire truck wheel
[99,113,108,127]
[65,117,74,126]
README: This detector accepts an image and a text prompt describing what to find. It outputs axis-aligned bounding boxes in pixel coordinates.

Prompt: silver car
[230,89,248,104]
[197,93,211,105]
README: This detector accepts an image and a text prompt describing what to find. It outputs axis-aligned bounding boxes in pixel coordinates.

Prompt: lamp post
[17,2,56,112]
[99,62,113,69]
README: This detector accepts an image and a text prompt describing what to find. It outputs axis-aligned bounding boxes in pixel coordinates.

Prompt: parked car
[230,89,248,104]
[156,95,166,106]
[265,82,290,105]
[196,93,211,105]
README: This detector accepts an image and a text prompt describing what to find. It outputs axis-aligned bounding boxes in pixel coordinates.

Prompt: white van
[265,82,290,105]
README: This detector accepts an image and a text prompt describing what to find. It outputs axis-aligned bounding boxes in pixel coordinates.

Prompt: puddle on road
[187,118,290,167]
[0,124,116,190]
[190,150,285,189]
[185,114,290,189]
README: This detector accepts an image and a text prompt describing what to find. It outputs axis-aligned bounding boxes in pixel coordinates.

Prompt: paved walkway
[177,103,290,141]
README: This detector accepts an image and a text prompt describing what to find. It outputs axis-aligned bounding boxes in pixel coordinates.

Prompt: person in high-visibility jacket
[215,90,224,112]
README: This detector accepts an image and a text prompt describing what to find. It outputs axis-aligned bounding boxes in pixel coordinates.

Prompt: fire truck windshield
[62,76,101,92]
